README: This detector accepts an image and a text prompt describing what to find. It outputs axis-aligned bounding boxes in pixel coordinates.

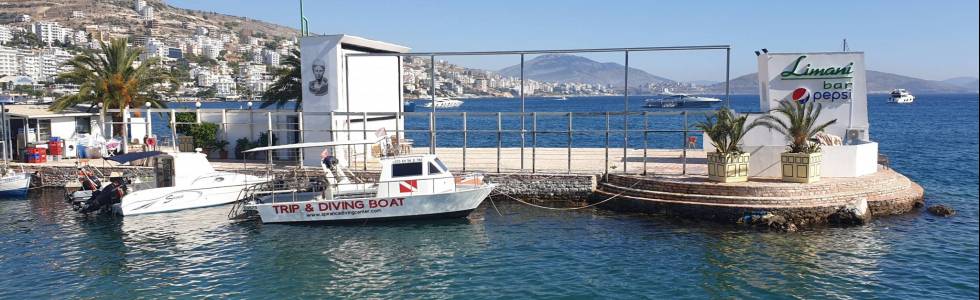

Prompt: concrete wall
[706,142,878,178]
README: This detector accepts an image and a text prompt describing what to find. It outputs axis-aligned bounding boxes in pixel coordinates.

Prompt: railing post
[429,55,436,155]
[146,107,153,145]
[683,111,688,175]
[428,111,435,155]
[496,112,502,173]
[643,112,648,176]
[170,109,177,151]
[567,112,572,174]
[363,111,368,171]
[297,111,304,164]
[520,53,526,171]
[623,50,630,174]
[266,111,273,165]
[532,112,537,173]
[605,112,610,174]
[462,112,467,172]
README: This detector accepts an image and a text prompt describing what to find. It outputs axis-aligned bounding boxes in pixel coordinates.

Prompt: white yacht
[643,88,722,108]
[888,89,915,104]
[422,97,464,108]
[231,136,495,224]
[112,151,268,216]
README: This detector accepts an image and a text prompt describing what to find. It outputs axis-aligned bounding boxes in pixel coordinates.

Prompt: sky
[169,0,979,82]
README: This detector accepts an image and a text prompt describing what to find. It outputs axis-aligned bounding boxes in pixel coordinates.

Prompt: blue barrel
[78,145,87,158]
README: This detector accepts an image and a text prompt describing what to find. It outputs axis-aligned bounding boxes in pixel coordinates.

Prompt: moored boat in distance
[888,89,915,103]
[643,88,721,108]
[422,97,464,108]
[231,135,495,224]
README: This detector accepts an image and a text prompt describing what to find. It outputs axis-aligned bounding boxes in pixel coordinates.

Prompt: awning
[105,151,165,164]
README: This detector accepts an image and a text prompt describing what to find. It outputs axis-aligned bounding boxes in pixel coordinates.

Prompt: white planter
[707,152,750,183]
[781,152,822,183]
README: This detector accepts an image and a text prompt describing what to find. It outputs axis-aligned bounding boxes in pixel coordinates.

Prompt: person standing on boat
[320,147,338,169]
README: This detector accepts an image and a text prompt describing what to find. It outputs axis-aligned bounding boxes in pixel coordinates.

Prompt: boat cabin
[375,154,456,198]
[153,152,218,188]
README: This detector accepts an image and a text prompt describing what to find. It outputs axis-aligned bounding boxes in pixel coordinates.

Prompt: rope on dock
[489,177,642,211]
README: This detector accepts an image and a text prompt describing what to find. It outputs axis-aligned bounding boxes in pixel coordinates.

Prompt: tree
[261,48,301,111]
[50,38,171,142]
[752,100,838,154]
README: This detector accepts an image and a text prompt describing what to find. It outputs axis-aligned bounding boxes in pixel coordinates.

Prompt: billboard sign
[757,52,868,139]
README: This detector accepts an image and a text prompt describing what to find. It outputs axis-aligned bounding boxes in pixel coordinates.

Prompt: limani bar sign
[757,51,869,137]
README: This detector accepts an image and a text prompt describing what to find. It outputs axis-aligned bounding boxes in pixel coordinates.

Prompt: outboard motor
[75,175,128,214]
[66,167,102,204]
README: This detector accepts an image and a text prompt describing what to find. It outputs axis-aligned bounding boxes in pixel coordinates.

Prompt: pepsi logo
[791,87,810,104]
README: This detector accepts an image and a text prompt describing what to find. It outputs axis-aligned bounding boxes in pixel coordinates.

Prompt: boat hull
[116,174,266,216]
[0,173,31,199]
[252,185,494,224]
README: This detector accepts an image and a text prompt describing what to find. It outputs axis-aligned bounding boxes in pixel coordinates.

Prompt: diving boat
[643,88,721,108]
[888,89,915,104]
[422,97,463,108]
[231,135,495,224]
[106,151,267,216]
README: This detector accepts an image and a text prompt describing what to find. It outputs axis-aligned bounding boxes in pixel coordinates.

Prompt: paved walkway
[12,147,709,175]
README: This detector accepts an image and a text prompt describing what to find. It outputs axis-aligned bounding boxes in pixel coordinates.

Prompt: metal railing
[100,108,706,175]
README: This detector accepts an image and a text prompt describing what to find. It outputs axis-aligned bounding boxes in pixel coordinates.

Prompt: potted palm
[214,140,230,159]
[695,108,755,183]
[753,100,837,183]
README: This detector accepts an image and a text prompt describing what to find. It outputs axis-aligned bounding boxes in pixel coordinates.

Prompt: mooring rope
[489,176,642,211]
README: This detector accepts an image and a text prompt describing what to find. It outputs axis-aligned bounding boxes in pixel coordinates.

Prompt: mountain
[498,54,673,87]
[706,71,977,94]
[0,0,299,39]
[942,77,980,91]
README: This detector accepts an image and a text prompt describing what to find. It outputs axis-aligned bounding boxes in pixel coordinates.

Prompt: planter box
[781,152,822,183]
[707,152,749,183]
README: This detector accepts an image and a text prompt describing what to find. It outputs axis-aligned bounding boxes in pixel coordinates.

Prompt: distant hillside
[0,0,299,40]
[498,54,673,87]
[942,77,980,91]
[706,71,977,94]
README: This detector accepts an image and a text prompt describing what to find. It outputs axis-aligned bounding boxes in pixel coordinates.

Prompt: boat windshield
[433,158,448,171]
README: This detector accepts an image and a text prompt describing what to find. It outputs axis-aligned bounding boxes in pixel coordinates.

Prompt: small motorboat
[101,151,268,216]
[0,168,31,198]
[231,134,495,224]
[888,89,915,104]
[404,101,417,112]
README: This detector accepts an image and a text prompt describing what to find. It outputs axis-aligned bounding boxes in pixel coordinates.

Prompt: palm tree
[261,49,301,111]
[51,38,170,144]
[752,100,837,153]
[695,108,756,155]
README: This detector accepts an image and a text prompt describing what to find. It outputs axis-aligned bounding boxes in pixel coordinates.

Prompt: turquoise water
[2,94,978,298]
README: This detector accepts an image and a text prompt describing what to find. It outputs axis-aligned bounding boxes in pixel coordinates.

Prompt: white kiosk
[300,35,410,167]
[709,52,879,178]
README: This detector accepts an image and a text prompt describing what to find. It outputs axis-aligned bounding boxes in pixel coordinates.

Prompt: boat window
[433,158,449,171]
[391,162,423,177]
[428,162,442,174]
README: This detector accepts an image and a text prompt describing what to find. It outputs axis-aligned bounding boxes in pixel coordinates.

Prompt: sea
[1,94,977,298]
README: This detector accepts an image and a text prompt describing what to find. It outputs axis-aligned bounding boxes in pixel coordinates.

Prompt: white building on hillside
[141,6,155,21]
[31,22,70,45]
[134,0,146,12]
[0,47,17,76]
[0,26,13,45]
[262,49,280,67]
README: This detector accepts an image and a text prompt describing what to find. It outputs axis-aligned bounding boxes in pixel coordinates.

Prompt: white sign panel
[301,36,343,112]
[757,52,868,139]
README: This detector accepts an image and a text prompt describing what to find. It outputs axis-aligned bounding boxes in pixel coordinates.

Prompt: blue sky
[170,0,979,82]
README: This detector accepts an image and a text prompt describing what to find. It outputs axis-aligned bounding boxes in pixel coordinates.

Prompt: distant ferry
[888,89,915,104]
[643,89,722,108]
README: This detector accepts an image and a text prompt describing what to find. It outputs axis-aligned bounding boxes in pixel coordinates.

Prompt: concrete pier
[17,147,923,228]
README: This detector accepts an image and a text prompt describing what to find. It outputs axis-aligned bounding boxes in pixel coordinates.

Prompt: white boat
[112,151,268,216]
[888,89,915,103]
[0,168,31,198]
[422,97,464,108]
[232,136,495,224]
[643,88,721,108]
